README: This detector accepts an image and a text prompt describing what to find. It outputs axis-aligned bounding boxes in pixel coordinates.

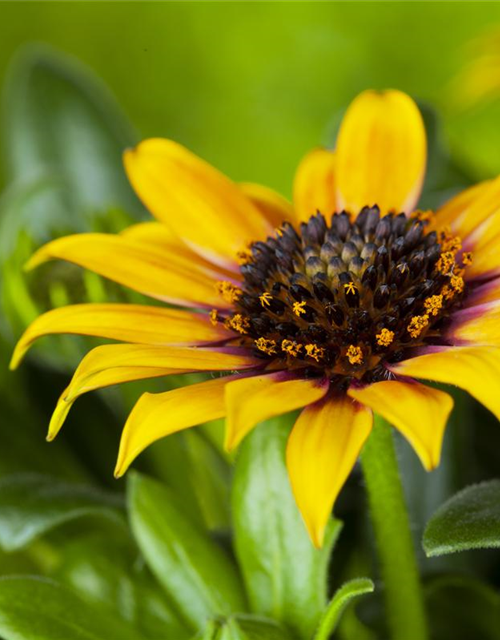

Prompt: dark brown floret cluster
[215,206,471,386]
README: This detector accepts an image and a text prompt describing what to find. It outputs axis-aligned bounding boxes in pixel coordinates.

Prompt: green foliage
[425,576,500,640]
[127,471,247,632]
[0,576,147,640]
[0,474,125,552]
[0,44,142,349]
[232,416,342,640]
[313,579,374,640]
[54,534,190,640]
[201,615,293,640]
[423,480,500,557]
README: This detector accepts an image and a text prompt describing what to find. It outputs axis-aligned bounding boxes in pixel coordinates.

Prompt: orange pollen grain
[259,292,273,307]
[344,281,358,296]
[282,339,302,357]
[450,274,464,293]
[226,314,250,334]
[293,301,307,316]
[410,209,434,222]
[346,344,363,365]
[441,236,462,254]
[424,294,443,317]
[407,314,429,338]
[216,281,242,303]
[209,309,219,326]
[255,337,277,355]
[376,328,395,347]
[305,343,325,362]
[435,251,456,275]
[236,249,253,265]
[462,252,473,265]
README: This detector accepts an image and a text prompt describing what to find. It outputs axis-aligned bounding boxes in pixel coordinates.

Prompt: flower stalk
[361,415,428,640]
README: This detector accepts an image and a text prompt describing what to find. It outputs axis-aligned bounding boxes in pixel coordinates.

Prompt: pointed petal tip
[113,464,126,479]
[309,524,326,549]
[114,444,130,479]
[9,349,21,371]
[223,431,240,453]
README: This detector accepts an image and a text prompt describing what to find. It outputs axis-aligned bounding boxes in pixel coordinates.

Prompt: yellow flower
[11,90,500,548]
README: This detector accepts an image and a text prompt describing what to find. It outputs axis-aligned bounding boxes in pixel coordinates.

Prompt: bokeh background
[1,3,500,638]
[2,1,500,190]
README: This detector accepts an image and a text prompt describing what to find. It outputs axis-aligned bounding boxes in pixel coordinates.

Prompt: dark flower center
[215,206,471,387]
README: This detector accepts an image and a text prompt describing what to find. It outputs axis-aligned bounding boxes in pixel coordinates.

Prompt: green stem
[361,416,428,640]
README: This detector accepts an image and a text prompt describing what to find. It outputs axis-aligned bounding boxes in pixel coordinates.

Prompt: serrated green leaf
[313,578,374,640]
[0,576,146,640]
[127,472,246,632]
[423,480,500,557]
[0,474,125,552]
[232,416,342,640]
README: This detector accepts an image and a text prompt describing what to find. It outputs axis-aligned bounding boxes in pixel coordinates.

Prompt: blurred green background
[0,3,500,639]
[1,0,500,194]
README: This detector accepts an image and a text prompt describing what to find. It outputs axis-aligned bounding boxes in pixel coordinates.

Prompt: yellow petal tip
[9,352,20,371]
[113,466,125,479]
[308,524,325,549]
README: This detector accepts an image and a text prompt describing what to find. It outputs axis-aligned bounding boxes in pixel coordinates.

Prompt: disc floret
[215,206,470,385]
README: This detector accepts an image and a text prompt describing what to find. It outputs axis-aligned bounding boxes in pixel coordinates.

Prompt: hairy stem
[361,416,428,640]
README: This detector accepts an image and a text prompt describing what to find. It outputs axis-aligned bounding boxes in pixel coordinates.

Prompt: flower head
[12,89,500,547]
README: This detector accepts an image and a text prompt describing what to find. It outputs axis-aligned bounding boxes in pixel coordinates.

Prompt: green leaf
[423,479,500,557]
[54,534,191,640]
[232,416,342,640]
[0,474,125,552]
[4,43,141,225]
[425,575,500,640]
[201,615,293,640]
[0,401,89,482]
[0,576,146,640]
[313,578,374,640]
[127,472,246,632]
[140,424,231,531]
[0,44,143,342]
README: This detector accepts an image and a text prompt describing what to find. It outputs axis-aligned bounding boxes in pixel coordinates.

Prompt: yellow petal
[335,90,426,215]
[27,233,229,308]
[120,220,180,248]
[391,346,500,423]
[286,395,372,548]
[446,175,500,240]
[465,278,500,305]
[224,373,329,451]
[293,147,337,223]
[464,223,500,279]
[124,138,272,266]
[432,179,493,232]
[47,344,257,440]
[447,300,500,346]
[10,303,230,370]
[239,182,294,229]
[48,368,180,441]
[348,380,453,471]
[115,375,233,477]
[121,222,239,279]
